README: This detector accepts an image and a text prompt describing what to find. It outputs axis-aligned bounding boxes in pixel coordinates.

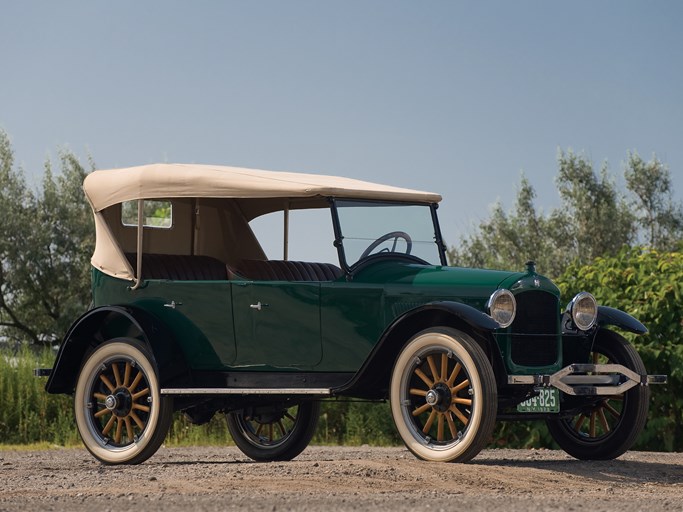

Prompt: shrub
[556,248,683,451]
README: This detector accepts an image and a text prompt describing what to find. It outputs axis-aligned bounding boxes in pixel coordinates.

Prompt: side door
[131,280,236,370]
[231,280,322,368]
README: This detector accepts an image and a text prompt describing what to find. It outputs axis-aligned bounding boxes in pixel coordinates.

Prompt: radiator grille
[510,290,559,366]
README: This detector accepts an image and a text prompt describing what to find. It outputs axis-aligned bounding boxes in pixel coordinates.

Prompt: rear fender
[45,306,189,394]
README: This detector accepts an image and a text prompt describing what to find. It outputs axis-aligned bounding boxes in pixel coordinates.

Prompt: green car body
[89,262,542,374]
[42,163,664,465]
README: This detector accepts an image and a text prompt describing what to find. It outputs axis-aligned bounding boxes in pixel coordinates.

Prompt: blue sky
[1,1,682,257]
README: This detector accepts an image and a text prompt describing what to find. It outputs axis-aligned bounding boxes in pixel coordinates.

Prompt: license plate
[517,388,560,413]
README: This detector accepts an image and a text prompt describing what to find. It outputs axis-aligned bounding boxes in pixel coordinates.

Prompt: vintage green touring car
[41,163,665,465]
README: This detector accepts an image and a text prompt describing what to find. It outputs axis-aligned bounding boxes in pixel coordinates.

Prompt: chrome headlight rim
[487,288,517,328]
[567,291,598,331]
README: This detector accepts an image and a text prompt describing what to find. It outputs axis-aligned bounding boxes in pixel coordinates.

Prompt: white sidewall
[74,342,161,464]
[390,330,484,462]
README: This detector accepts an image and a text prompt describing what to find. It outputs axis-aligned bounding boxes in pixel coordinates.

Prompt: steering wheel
[360,231,413,259]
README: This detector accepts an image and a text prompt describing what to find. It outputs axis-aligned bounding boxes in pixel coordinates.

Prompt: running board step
[161,388,332,396]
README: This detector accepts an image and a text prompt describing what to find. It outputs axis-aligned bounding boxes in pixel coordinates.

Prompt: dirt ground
[0,445,681,512]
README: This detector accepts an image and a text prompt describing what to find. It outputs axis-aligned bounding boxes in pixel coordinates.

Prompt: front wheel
[390,327,497,463]
[74,339,173,464]
[226,401,320,462]
[546,329,650,460]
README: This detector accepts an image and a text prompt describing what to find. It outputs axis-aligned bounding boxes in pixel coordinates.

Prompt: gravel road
[1,446,681,512]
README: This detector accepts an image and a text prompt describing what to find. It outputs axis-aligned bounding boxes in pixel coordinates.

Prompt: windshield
[335,200,444,268]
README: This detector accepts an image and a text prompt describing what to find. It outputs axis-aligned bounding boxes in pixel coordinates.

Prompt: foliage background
[0,130,93,346]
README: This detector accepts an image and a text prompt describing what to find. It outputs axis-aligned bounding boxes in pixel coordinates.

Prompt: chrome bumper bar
[508,364,667,396]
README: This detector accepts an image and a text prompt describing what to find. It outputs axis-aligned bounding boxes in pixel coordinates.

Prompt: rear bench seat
[125,253,228,280]
[231,259,343,281]
[124,253,342,282]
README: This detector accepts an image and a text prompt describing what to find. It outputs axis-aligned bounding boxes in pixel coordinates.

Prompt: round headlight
[568,292,598,331]
[487,289,516,328]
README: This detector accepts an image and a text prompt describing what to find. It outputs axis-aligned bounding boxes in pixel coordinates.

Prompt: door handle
[164,301,182,309]
[249,301,269,311]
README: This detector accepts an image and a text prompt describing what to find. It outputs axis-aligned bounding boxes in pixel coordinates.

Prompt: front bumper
[508,363,667,396]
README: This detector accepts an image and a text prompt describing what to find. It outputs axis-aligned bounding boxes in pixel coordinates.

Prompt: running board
[508,363,667,396]
[161,388,332,396]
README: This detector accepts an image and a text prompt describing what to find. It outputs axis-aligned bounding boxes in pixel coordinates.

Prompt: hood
[354,261,524,297]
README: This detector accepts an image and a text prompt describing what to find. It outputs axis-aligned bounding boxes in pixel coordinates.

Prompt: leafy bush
[556,248,683,451]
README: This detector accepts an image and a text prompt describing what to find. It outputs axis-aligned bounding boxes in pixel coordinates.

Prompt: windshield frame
[330,198,447,274]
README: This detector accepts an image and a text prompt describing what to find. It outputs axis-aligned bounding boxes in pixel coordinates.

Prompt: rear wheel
[226,401,320,461]
[546,329,650,460]
[390,327,497,463]
[74,339,173,464]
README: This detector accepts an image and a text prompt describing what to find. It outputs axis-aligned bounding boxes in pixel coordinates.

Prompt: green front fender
[597,306,648,335]
[417,301,501,331]
[334,301,504,398]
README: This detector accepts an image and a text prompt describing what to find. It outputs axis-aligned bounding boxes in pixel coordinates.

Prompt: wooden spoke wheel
[227,401,320,462]
[547,329,650,460]
[74,339,173,465]
[390,328,497,463]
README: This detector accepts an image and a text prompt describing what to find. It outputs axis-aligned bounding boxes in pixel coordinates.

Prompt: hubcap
[103,389,134,417]
[87,358,153,446]
[104,395,118,411]
[404,349,473,444]
[428,382,453,413]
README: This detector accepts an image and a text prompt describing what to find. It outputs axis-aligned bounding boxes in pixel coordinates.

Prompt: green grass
[314,400,400,446]
[3,344,678,453]
[0,346,79,446]
[165,400,402,447]
[0,345,574,451]
[0,346,400,447]
[0,442,81,450]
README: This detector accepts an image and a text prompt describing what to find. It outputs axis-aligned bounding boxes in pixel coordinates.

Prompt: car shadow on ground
[471,457,683,484]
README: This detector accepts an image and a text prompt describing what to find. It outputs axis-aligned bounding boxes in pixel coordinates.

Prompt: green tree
[449,175,569,277]
[625,152,683,250]
[0,129,94,345]
[0,130,38,341]
[555,149,634,262]
[449,149,682,277]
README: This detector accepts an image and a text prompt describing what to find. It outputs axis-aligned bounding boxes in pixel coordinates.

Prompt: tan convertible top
[83,163,442,212]
[86,163,442,281]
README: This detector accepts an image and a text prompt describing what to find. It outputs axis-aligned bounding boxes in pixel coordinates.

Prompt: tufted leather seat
[231,259,343,282]
[125,253,228,281]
